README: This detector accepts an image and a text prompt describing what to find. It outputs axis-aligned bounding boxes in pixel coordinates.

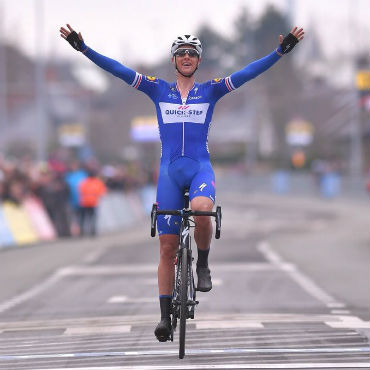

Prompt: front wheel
[179,247,188,359]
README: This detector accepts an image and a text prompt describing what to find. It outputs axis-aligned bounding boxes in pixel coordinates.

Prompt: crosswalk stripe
[1,346,368,360]
[63,326,131,335]
[108,296,157,303]
[23,364,370,370]
[196,321,263,329]
[326,315,370,329]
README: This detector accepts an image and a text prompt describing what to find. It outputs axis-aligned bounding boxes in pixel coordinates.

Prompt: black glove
[280,33,299,54]
[66,31,84,52]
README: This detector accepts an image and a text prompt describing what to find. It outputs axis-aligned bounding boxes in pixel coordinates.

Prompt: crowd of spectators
[0,153,157,237]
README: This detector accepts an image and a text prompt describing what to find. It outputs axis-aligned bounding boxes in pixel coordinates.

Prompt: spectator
[78,168,107,236]
[34,169,71,237]
[64,161,87,235]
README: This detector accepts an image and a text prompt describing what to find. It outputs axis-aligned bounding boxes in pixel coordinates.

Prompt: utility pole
[0,5,8,152]
[353,55,370,176]
[34,0,48,162]
[348,0,368,177]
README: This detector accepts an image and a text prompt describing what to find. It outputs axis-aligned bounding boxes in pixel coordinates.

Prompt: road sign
[131,116,159,142]
[58,123,85,147]
[285,118,314,146]
[356,70,370,91]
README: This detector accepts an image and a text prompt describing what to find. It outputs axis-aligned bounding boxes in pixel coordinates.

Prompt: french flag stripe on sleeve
[131,73,142,88]
[225,76,236,91]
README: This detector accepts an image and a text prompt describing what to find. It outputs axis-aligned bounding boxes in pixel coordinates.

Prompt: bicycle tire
[179,247,188,359]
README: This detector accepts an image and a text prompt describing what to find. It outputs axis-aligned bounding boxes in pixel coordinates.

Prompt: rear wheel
[179,247,188,359]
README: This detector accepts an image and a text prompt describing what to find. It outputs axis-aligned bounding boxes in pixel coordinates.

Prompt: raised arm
[231,26,305,89]
[208,27,304,100]
[59,24,136,85]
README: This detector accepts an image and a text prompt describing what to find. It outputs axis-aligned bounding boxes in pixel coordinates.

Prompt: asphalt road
[0,183,369,370]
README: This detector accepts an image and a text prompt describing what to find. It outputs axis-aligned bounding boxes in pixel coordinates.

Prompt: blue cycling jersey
[82,45,282,234]
[83,46,281,165]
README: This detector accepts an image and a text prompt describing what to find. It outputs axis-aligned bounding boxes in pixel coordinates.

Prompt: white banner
[159,103,209,124]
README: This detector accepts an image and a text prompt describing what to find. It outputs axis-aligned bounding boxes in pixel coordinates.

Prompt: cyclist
[60,24,304,342]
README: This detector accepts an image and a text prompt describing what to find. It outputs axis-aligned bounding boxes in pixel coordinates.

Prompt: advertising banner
[0,204,15,248]
[2,202,38,245]
[23,197,57,241]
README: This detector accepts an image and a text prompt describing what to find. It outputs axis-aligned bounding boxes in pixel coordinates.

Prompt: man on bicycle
[60,24,304,342]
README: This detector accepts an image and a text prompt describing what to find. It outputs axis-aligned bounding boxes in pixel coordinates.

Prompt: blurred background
[0,0,369,242]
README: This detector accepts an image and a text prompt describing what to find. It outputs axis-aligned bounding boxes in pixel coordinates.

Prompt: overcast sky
[1,0,369,66]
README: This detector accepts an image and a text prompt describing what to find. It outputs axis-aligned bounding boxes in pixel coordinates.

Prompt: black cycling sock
[159,295,172,319]
[197,248,210,268]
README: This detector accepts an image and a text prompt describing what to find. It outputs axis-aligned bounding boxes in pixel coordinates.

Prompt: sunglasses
[174,48,199,58]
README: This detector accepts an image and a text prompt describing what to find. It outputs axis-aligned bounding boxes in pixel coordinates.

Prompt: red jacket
[79,177,106,207]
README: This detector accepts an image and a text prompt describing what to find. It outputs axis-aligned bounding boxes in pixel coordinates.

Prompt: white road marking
[108,296,157,304]
[136,278,223,286]
[0,312,360,332]
[83,249,106,264]
[327,302,347,308]
[1,346,368,359]
[58,264,158,276]
[0,260,290,314]
[213,263,293,272]
[58,263,289,277]
[196,320,263,329]
[212,278,223,286]
[326,315,370,329]
[64,326,131,335]
[24,364,370,370]
[257,241,343,308]
[257,241,285,265]
[0,272,63,314]
[331,309,351,314]
[0,330,360,350]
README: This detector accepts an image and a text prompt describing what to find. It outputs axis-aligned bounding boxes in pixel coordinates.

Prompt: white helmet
[171,35,202,57]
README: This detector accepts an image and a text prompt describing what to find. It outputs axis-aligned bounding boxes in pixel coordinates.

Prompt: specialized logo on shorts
[211,78,223,84]
[145,75,159,83]
[164,215,172,226]
[159,102,209,124]
[199,183,207,192]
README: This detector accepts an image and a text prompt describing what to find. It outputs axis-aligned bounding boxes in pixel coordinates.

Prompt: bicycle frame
[173,191,197,326]
[150,190,222,358]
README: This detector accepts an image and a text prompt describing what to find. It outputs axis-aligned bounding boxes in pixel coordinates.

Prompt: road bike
[150,189,222,359]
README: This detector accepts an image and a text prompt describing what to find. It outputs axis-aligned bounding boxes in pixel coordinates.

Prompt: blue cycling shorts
[156,156,216,235]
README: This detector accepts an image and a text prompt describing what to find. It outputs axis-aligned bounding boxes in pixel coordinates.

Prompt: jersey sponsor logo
[211,78,224,84]
[188,95,203,100]
[182,225,190,244]
[168,93,178,99]
[159,102,210,124]
[145,75,159,83]
[199,183,207,192]
[164,215,172,226]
